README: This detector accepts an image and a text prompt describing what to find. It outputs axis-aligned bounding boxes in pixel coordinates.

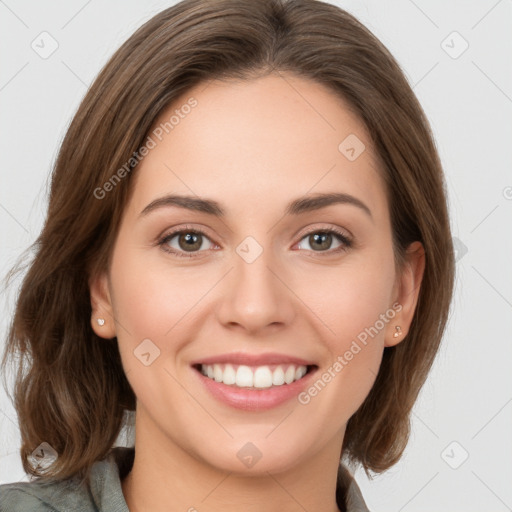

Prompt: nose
[216,243,296,334]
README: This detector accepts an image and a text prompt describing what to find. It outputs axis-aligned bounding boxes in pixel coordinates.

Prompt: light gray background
[1,1,511,511]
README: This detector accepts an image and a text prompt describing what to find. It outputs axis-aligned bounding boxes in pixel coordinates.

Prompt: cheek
[296,271,394,420]
[108,246,222,387]
[295,247,395,405]
[108,250,202,405]
[109,244,207,336]
[297,250,395,348]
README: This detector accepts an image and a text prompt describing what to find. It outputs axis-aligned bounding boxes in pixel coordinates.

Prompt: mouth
[192,363,318,390]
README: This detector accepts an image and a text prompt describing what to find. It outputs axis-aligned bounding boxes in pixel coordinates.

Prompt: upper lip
[191,352,316,367]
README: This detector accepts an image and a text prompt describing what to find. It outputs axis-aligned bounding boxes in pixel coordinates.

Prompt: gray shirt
[0,447,371,511]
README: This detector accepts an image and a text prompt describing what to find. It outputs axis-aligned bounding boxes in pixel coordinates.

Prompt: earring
[393,325,402,338]
[97,318,105,326]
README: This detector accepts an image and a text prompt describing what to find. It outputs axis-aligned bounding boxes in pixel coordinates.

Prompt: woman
[0,0,455,510]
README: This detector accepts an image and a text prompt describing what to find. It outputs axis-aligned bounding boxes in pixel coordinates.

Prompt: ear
[385,241,425,347]
[89,271,117,339]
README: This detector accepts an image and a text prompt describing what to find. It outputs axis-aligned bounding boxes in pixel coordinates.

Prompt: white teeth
[284,365,296,384]
[213,364,223,382]
[223,364,236,385]
[295,366,307,380]
[199,363,309,388]
[253,366,273,389]
[236,365,254,387]
[272,367,285,386]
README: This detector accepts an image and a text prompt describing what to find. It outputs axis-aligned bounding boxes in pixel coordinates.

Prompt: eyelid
[158,223,214,240]
[294,223,353,242]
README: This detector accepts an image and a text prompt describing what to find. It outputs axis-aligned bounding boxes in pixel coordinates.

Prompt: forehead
[129,73,388,222]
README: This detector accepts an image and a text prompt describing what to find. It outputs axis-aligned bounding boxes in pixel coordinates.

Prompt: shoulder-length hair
[2,0,455,486]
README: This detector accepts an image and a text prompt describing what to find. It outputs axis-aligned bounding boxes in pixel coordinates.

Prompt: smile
[196,363,314,389]
[192,363,319,411]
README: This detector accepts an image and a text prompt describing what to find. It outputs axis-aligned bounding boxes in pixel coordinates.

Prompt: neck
[121,408,345,512]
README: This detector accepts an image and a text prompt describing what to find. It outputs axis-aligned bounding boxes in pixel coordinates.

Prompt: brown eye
[297,229,352,253]
[308,232,334,251]
[177,232,203,252]
[159,228,215,258]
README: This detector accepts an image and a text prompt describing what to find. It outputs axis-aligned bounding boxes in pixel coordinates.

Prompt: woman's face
[91,72,423,475]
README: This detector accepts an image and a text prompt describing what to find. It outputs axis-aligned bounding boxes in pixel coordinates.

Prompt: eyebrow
[139,192,373,221]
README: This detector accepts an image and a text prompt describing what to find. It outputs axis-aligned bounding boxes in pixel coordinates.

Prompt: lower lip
[193,366,318,411]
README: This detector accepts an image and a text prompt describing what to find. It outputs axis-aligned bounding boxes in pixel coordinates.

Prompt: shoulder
[0,447,134,512]
[0,478,92,512]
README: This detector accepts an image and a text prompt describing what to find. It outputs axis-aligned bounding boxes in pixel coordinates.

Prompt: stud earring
[97,318,105,326]
[393,325,402,338]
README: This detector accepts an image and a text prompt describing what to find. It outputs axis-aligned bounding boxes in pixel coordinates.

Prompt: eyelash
[157,225,353,259]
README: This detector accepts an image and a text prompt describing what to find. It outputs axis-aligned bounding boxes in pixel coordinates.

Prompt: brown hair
[1,0,454,488]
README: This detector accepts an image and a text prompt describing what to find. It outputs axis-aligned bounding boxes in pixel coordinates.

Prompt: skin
[90,72,424,512]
